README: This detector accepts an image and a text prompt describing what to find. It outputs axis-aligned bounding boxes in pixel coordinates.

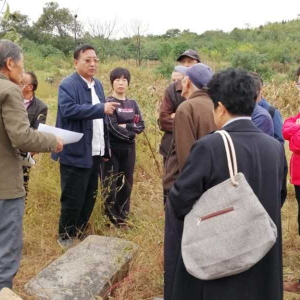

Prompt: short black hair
[73,44,96,60]
[25,71,38,91]
[249,72,263,98]
[296,66,300,77]
[207,68,256,116]
[110,67,131,86]
[250,71,263,86]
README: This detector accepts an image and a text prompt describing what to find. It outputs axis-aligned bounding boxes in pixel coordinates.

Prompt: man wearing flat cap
[176,49,201,63]
[163,63,216,300]
[159,49,200,205]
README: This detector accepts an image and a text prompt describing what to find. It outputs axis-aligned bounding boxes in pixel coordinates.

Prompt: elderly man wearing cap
[163,63,216,300]
[159,49,200,205]
[170,70,184,83]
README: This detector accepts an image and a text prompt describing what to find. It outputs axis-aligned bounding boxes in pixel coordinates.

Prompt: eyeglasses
[18,83,32,88]
[81,58,100,64]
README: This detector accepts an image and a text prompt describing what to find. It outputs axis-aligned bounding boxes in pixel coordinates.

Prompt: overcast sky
[4,0,300,37]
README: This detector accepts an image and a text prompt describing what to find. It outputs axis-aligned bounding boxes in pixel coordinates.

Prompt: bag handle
[215,130,238,186]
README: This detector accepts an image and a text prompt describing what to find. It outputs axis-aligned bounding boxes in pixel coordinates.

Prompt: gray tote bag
[181,130,277,280]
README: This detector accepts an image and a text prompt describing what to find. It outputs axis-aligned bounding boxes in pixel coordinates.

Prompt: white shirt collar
[24,96,34,103]
[79,75,95,87]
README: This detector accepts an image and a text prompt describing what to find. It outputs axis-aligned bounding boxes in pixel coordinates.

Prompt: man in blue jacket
[52,44,119,248]
[251,72,284,145]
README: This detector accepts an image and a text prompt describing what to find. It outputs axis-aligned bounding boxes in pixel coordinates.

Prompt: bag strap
[215,130,239,186]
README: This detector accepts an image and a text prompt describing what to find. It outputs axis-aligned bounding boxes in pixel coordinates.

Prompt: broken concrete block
[0,288,23,299]
[25,235,138,300]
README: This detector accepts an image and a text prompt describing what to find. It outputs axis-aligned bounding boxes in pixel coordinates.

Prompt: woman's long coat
[168,119,287,300]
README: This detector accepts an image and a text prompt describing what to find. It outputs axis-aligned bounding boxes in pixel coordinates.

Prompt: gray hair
[0,40,22,69]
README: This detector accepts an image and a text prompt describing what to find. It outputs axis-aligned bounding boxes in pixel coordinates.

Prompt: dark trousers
[295,185,300,235]
[59,156,101,239]
[164,197,184,300]
[101,143,135,225]
[162,156,168,205]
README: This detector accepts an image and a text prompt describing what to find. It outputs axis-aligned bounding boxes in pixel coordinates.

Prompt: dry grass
[11,62,300,299]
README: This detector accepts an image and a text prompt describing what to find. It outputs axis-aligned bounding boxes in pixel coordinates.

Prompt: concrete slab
[25,235,138,300]
[0,288,23,299]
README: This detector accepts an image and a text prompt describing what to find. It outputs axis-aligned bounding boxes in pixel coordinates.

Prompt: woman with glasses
[101,67,145,228]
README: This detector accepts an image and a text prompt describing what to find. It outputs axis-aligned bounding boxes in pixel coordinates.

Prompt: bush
[155,58,175,78]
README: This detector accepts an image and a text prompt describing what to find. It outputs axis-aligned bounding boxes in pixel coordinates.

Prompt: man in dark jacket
[52,44,119,248]
[168,68,287,300]
[159,49,200,204]
[251,72,274,136]
[251,72,284,145]
[22,72,47,129]
[21,71,48,193]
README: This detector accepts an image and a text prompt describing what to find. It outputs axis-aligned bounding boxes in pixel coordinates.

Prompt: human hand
[54,137,63,153]
[171,113,175,119]
[119,124,126,128]
[104,102,120,115]
[296,118,300,125]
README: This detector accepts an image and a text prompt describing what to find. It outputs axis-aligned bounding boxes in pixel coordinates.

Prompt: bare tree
[123,20,148,67]
[86,18,119,59]
[87,18,118,39]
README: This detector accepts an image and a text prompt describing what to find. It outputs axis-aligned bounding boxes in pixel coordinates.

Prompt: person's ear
[74,59,78,69]
[186,77,192,88]
[6,57,14,71]
[218,102,226,118]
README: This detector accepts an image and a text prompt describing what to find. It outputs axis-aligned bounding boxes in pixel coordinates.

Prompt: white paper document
[38,124,83,145]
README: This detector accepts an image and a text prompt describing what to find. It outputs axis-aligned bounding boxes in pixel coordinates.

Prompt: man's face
[180,57,198,67]
[74,49,99,80]
[181,75,190,98]
[7,54,24,85]
[255,88,262,103]
[171,71,184,83]
[20,73,33,96]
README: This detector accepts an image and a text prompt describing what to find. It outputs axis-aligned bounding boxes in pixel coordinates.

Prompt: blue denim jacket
[258,98,284,145]
[51,72,109,168]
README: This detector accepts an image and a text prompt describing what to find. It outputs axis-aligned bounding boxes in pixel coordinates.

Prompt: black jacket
[168,119,287,300]
[106,96,145,145]
[26,95,48,129]
[159,81,185,157]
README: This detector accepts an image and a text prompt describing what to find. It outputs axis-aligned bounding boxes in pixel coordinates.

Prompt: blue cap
[175,63,214,89]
